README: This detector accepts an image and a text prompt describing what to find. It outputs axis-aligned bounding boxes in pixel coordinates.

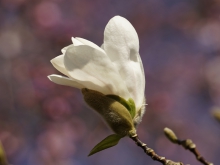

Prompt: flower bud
[82,88,136,136]
[182,139,196,149]
[164,127,178,143]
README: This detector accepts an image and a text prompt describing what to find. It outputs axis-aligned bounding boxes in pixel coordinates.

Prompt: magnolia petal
[104,16,139,62]
[48,74,84,89]
[124,60,145,110]
[61,44,73,54]
[50,55,69,76]
[61,38,83,54]
[48,75,109,93]
[104,16,145,109]
[75,37,105,53]
[133,98,146,127]
[64,45,130,98]
[136,53,145,107]
[100,43,104,49]
[71,37,84,46]
[137,54,145,83]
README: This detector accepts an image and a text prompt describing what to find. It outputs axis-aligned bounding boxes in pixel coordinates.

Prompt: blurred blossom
[42,97,72,120]
[1,0,27,9]
[0,31,22,58]
[148,91,173,112]
[37,129,75,158]
[0,131,25,159]
[32,119,86,165]
[16,86,36,108]
[11,59,30,83]
[34,2,62,28]
[31,65,55,100]
[197,21,220,51]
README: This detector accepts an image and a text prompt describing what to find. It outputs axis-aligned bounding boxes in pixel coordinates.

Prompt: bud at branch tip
[164,127,178,143]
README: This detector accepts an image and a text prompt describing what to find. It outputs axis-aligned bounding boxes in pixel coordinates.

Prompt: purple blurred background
[0,0,220,165]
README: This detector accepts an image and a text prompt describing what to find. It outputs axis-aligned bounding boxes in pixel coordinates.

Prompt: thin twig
[176,139,213,165]
[164,128,213,165]
[130,134,184,165]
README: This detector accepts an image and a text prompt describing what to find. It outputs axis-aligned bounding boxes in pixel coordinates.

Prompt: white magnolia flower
[48,16,146,126]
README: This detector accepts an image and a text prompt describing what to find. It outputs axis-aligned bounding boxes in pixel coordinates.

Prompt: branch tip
[163,128,213,165]
[130,135,184,165]
[164,127,178,143]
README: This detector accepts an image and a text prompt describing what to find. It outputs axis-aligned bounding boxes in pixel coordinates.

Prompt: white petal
[61,44,73,54]
[75,37,105,53]
[48,74,84,89]
[100,43,104,49]
[61,38,83,54]
[134,98,146,127]
[50,55,69,76]
[64,44,130,98]
[104,16,139,61]
[48,74,109,92]
[71,37,83,46]
[104,16,145,109]
[126,59,145,110]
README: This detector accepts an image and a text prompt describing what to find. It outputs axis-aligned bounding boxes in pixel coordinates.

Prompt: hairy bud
[82,88,136,136]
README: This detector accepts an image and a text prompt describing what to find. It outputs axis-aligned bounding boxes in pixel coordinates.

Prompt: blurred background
[0,0,220,164]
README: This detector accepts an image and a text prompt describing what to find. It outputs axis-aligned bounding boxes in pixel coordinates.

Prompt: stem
[130,134,184,165]
[164,128,213,165]
[176,139,213,165]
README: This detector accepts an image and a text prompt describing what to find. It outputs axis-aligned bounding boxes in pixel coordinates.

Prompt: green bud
[164,127,178,143]
[106,94,136,118]
[82,88,136,137]
[182,139,196,149]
